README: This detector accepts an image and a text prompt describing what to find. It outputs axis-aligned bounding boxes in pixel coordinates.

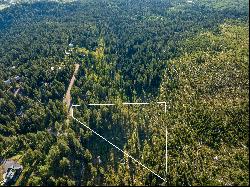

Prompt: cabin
[69,43,74,48]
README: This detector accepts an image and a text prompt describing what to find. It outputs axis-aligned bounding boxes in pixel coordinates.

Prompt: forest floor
[63,63,80,116]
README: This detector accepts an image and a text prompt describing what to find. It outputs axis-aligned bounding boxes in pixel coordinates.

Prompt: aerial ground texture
[0,0,249,186]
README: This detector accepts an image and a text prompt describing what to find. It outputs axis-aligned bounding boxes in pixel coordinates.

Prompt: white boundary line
[166,126,167,177]
[88,103,150,106]
[72,104,81,107]
[89,104,115,106]
[72,101,167,182]
[157,102,167,113]
[157,101,167,176]
[123,102,149,105]
[71,106,166,182]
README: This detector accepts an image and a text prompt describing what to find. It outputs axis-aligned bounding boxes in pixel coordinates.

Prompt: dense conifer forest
[0,0,249,186]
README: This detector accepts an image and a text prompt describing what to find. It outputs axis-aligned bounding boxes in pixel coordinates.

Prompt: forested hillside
[0,0,249,186]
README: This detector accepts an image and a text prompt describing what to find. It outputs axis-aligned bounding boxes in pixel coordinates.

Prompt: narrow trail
[64,63,80,116]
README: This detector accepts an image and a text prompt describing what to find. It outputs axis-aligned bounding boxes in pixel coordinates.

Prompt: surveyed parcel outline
[72,102,167,182]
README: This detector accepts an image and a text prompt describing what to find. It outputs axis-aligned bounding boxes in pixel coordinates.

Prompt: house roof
[2,160,23,173]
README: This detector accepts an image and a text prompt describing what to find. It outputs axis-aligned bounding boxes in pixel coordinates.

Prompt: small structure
[1,160,23,186]
[51,67,55,71]
[3,79,11,84]
[69,43,74,48]
[14,76,21,81]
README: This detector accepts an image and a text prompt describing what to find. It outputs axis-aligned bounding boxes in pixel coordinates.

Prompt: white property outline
[72,102,167,182]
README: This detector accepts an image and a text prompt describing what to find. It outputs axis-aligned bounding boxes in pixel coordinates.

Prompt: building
[1,160,23,186]
[3,79,11,84]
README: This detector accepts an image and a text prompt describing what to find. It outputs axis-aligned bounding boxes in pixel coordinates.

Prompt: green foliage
[0,0,248,186]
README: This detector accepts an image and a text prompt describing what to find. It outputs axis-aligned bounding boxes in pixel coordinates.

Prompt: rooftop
[2,160,23,173]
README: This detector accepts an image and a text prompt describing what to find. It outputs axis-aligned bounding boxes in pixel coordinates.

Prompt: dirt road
[64,63,80,116]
